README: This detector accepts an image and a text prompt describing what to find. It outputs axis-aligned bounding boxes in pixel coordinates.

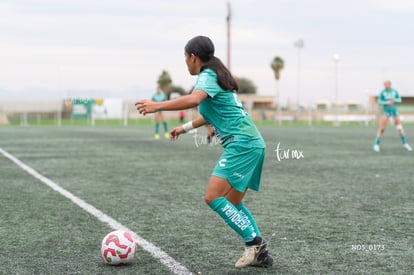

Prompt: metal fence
[2,99,414,126]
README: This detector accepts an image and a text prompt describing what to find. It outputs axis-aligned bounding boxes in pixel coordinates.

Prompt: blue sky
[1,0,413,105]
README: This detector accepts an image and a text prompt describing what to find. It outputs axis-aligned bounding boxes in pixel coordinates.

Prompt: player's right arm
[169,115,207,141]
[135,90,207,115]
[377,91,388,105]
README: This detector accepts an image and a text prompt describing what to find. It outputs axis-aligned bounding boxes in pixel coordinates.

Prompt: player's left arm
[169,115,207,141]
[394,90,402,103]
[136,90,207,115]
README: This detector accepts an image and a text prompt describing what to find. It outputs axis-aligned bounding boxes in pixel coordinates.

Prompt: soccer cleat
[403,143,412,151]
[164,132,170,139]
[154,134,160,140]
[235,238,267,268]
[373,144,380,152]
[250,250,274,268]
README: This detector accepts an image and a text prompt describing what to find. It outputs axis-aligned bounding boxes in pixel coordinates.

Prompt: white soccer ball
[100,230,137,265]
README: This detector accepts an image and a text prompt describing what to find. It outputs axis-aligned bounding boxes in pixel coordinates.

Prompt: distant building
[315,100,329,111]
[346,100,362,111]
[238,95,276,111]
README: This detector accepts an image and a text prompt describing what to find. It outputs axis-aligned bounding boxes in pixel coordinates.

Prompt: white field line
[0,147,194,275]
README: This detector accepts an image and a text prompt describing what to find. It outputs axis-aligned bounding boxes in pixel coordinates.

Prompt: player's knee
[204,193,217,205]
[204,195,213,205]
[396,124,404,134]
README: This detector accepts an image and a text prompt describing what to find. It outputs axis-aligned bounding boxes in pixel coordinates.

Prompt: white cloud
[373,0,414,13]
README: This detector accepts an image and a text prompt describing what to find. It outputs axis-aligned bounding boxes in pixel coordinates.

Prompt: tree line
[157,56,284,99]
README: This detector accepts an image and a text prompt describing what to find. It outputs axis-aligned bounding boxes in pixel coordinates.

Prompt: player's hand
[135,99,158,115]
[169,126,185,142]
[386,99,395,106]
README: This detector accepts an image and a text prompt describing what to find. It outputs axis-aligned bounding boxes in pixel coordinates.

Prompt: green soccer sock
[401,136,407,144]
[236,202,261,238]
[155,123,160,134]
[163,122,168,132]
[375,137,381,145]
[209,197,257,243]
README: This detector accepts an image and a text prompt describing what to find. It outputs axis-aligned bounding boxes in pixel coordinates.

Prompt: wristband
[182,121,194,132]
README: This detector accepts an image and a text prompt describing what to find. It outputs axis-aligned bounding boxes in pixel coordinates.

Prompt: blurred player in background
[152,87,169,139]
[373,80,412,152]
[178,110,185,123]
[136,36,272,268]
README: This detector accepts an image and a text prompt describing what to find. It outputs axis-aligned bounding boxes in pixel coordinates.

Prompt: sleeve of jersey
[194,71,220,98]
[394,90,402,103]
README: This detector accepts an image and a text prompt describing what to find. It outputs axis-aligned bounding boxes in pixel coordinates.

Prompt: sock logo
[221,203,249,231]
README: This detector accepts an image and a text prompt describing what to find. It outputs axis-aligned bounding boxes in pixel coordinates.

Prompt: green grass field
[1,124,413,274]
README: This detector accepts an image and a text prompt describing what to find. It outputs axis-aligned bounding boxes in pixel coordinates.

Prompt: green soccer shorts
[212,143,265,192]
[382,107,399,118]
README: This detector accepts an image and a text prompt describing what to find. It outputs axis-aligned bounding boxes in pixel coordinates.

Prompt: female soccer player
[151,87,169,139]
[136,36,272,268]
[373,80,412,152]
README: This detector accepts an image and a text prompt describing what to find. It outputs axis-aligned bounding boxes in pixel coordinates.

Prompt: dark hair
[185,36,238,91]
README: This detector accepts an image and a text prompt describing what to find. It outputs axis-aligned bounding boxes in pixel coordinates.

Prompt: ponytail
[201,57,239,91]
[185,35,239,92]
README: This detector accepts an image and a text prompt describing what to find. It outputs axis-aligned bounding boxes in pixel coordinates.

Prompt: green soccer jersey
[152,91,167,102]
[378,88,401,113]
[194,69,265,149]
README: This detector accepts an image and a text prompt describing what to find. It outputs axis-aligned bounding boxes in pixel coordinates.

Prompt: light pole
[333,54,340,126]
[294,38,304,111]
[58,65,65,126]
[226,1,232,71]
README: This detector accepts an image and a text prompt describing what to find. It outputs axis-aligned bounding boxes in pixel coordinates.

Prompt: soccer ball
[100,230,136,265]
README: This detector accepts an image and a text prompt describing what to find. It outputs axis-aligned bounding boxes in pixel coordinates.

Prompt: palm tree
[271,57,284,81]
[271,56,284,125]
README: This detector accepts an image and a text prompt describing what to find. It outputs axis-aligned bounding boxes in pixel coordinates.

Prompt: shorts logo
[218,158,227,167]
[233,172,244,179]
